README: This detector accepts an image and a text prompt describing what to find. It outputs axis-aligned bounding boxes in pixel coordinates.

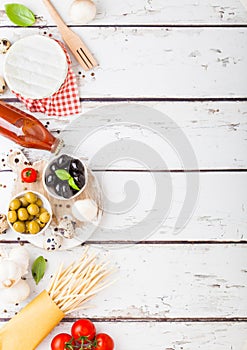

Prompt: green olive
[36,198,43,207]
[17,208,29,221]
[24,192,37,204]
[28,221,40,234]
[27,203,39,216]
[39,211,50,224]
[13,221,26,233]
[9,198,21,211]
[36,219,46,229]
[19,196,29,207]
[8,210,17,223]
[39,207,47,214]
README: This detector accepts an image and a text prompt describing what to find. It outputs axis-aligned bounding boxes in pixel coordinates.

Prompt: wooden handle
[42,0,67,30]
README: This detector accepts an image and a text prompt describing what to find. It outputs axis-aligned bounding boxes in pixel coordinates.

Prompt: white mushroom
[0,260,22,288]
[69,0,96,24]
[0,279,30,304]
[9,247,30,276]
[0,76,6,94]
[0,39,11,54]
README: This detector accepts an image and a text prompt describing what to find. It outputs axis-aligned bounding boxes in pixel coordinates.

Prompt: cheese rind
[4,35,68,99]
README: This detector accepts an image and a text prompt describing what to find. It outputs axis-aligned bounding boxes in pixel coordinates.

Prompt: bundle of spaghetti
[0,247,113,350]
[47,247,113,313]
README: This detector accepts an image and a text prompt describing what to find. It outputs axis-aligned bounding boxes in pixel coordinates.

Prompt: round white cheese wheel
[4,35,68,99]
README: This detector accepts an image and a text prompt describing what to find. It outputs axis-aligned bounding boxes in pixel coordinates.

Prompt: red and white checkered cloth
[13,40,81,117]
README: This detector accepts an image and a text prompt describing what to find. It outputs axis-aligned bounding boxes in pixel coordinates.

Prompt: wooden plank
[0,244,246,319]
[0,28,247,98]
[0,321,246,349]
[1,170,247,241]
[1,0,247,25]
[35,321,247,350]
[0,101,246,170]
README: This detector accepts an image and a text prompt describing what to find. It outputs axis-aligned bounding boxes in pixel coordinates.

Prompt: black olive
[49,162,58,173]
[70,169,81,178]
[54,180,63,196]
[45,173,55,187]
[61,183,73,199]
[57,154,73,167]
[69,159,84,174]
[73,174,85,189]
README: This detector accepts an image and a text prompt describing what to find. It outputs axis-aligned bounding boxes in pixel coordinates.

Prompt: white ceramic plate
[4,35,68,99]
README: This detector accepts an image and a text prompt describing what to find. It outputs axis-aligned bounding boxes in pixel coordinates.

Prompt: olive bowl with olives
[43,154,88,200]
[7,191,52,236]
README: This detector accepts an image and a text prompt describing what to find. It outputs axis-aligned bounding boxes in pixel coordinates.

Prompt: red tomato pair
[51,319,114,350]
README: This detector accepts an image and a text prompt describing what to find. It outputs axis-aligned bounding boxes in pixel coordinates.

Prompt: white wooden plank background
[0,28,247,98]
[0,244,246,319]
[3,321,247,350]
[0,101,247,170]
[1,0,247,25]
[0,171,247,242]
[37,322,247,350]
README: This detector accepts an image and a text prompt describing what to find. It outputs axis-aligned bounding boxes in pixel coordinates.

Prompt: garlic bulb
[0,279,30,304]
[69,0,96,24]
[9,247,30,276]
[0,260,22,288]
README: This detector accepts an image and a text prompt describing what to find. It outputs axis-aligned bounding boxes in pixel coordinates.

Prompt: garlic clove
[0,279,30,304]
[69,0,96,24]
[9,246,30,276]
[0,260,22,289]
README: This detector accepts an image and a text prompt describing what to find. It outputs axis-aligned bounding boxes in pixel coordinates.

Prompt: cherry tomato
[21,167,37,183]
[51,333,73,350]
[71,318,96,343]
[94,333,114,350]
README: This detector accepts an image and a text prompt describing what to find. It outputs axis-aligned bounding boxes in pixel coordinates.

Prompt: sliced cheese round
[4,35,68,99]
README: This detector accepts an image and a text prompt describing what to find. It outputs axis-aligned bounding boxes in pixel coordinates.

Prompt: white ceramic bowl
[7,190,52,237]
[43,153,88,201]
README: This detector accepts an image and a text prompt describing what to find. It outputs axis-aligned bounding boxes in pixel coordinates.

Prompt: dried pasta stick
[0,248,112,350]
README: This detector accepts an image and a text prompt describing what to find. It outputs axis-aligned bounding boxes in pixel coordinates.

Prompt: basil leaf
[5,4,35,27]
[68,177,80,191]
[55,169,71,181]
[32,256,47,285]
